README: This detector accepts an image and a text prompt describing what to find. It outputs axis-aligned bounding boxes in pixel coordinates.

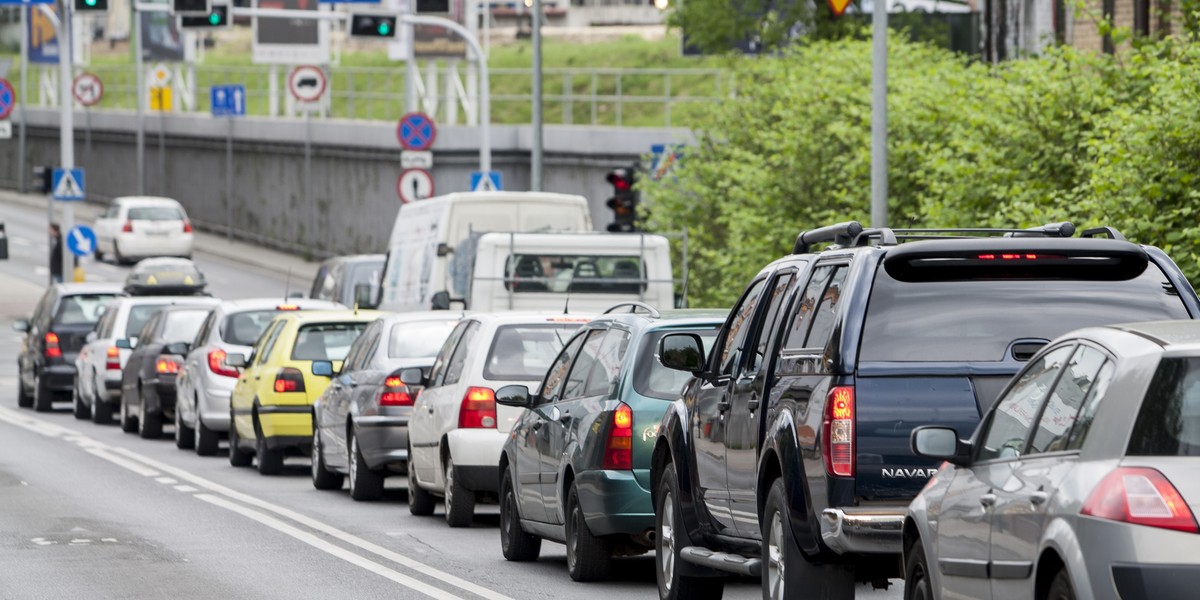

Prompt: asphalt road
[0,200,903,600]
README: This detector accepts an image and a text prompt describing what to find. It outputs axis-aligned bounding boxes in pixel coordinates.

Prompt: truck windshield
[504,254,645,294]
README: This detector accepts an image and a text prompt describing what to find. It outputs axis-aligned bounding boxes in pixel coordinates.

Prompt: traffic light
[605,167,639,233]
[416,0,450,12]
[172,0,210,15]
[74,0,109,13]
[349,13,398,38]
[31,166,53,195]
[179,4,229,28]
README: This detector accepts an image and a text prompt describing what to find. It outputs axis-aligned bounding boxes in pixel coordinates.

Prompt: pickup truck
[650,221,1200,600]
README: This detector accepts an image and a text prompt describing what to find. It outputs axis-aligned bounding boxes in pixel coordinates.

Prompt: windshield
[161,310,210,344]
[504,254,645,294]
[635,327,721,400]
[126,304,167,338]
[55,294,118,326]
[292,322,368,361]
[222,310,282,346]
[342,261,384,304]
[483,324,583,381]
[860,265,1190,362]
[129,206,184,221]
[388,320,459,359]
[1129,357,1200,456]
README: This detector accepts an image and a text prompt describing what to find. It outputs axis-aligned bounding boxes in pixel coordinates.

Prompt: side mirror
[659,333,706,373]
[495,384,533,408]
[399,367,425,387]
[164,341,190,356]
[911,426,971,467]
[86,331,97,343]
[116,338,135,350]
[12,319,29,333]
[225,353,248,368]
[311,360,334,377]
[353,283,376,309]
[430,291,451,311]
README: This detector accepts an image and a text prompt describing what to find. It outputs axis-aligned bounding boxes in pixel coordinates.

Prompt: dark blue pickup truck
[650,222,1200,600]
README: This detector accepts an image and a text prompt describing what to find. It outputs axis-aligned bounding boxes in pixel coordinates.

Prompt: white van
[377,192,593,312]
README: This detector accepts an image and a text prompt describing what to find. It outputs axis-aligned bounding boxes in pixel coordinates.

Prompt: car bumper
[353,416,409,471]
[1110,564,1200,600]
[40,364,77,393]
[576,468,655,537]
[115,233,194,257]
[446,428,506,470]
[258,406,313,443]
[819,507,906,555]
[197,387,233,431]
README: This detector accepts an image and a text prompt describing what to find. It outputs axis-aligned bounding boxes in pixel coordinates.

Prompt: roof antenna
[563,270,574,315]
[677,268,690,309]
[283,267,292,302]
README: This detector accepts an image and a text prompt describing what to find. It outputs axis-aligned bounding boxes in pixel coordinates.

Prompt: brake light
[207,349,240,378]
[155,356,181,374]
[1081,467,1198,533]
[379,374,413,407]
[44,332,62,359]
[823,386,855,477]
[273,367,306,393]
[122,221,133,233]
[458,387,496,428]
[276,304,299,311]
[106,346,121,370]
[183,220,193,233]
[603,403,634,470]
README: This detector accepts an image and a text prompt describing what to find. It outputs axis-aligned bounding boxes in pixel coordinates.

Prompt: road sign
[400,150,433,169]
[0,121,11,140]
[397,169,434,204]
[151,63,172,85]
[52,168,85,201]
[0,78,14,120]
[150,86,173,111]
[288,65,326,103]
[72,72,103,107]
[210,84,246,117]
[828,0,852,16]
[470,170,502,192]
[397,112,436,151]
[66,225,97,257]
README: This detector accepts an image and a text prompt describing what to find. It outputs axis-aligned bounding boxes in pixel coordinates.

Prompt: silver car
[904,320,1200,600]
[173,298,341,455]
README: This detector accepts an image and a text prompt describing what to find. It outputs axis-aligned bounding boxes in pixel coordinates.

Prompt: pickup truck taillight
[1081,467,1198,533]
[156,356,181,374]
[207,349,240,378]
[603,403,633,470]
[458,387,496,428]
[44,332,62,359]
[105,346,121,370]
[379,374,413,407]
[274,367,306,393]
[823,386,855,478]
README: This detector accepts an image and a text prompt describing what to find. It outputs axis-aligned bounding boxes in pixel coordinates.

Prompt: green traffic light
[377,21,391,36]
[85,0,97,6]
[208,11,221,25]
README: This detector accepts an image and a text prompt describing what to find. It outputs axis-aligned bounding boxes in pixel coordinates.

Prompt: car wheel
[92,397,114,425]
[174,404,195,450]
[499,468,541,561]
[762,477,853,600]
[17,375,33,409]
[566,482,611,581]
[33,374,54,412]
[195,412,220,456]
[311,425,345,491]
[120,395,138,433]
[255,417,284,475]
[113,241,125,265]
[904,537,933,600]
[348,428,384,501]
[1047,569,1075,600]
[72,378,91,420]
[443,453,475,527]
[228,411,253,467]
[407,443,436,516]
[656,462,724,600]
[138,392,163,439]
[94,246,104,262]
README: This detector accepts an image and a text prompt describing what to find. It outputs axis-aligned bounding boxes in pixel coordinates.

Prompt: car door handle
[1029,491,1049,506]
[717,399,731,412]
[426,406,434,414]
[747,395,760,412]
[532,422,543,432]
[980,493,997,508]
[558,411,571,424]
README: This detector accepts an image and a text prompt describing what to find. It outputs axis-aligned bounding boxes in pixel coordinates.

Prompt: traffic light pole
[133,2,171,196]
[36,2,76,283]
[531,0,542,191]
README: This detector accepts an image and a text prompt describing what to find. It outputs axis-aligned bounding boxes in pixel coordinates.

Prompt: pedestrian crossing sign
[52,168,85,201]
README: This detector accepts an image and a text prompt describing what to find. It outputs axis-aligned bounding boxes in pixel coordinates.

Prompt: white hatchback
[94,196,194,264]
[404,312,592,527]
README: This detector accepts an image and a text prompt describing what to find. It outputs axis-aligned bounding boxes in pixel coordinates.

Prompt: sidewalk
[0,190,320,282]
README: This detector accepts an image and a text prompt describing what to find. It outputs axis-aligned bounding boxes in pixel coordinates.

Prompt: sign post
[211,84,245,240]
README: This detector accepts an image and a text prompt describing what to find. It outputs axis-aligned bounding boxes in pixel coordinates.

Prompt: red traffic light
[606,168,633,191]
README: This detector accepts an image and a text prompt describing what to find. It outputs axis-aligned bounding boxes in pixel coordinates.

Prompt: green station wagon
[496,303,725,581]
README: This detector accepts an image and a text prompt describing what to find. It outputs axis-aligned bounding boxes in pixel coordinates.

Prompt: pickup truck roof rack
[793,221,1124,254]
[602,301,661,318]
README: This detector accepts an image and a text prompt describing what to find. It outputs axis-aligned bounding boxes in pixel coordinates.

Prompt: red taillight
[1081,467,1199,533]
[458,387,496,428]
[122,221,133,233]
[44,332,62,359]
[273,367,306,394]
[155,356,181,374]
[603,403,634,470]
[823,386,855,477]
[379,374,413,407]
[105,346,121,370]
[207,349,240,378]
[183,220,193,233]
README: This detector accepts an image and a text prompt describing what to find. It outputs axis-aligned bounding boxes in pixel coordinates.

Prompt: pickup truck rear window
[1128,357,1200,456]
[860,265,1189,362]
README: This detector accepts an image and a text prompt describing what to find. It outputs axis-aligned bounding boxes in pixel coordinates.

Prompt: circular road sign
[397,112,437,151]
[288,65,327,104]
[72,73,104,107]
[397,169,435,204]
[0,78,16,120]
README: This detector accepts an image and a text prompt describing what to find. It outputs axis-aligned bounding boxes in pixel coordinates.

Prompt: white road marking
[155,477,178,484]
[84,448,161,478]
[174,485,198,493]
[11,237,31,247]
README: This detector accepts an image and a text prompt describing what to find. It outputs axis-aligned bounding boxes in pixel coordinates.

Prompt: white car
[404,312,591,527]
[173,298,341,456]
[94,196,195,264]
[75,295,219,424]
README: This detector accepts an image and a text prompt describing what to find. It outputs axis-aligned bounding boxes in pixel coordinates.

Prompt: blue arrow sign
[210,84,246,117]
[51,168,85,201]
[470,170,502,192]
[66,225,97,257]
[397,112,436,151]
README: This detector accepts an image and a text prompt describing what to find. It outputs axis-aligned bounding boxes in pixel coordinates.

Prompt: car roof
[597,308,728,330]
[109,295,216,307]
[215,298,342,312]
[54,282,125,295]
[1109,320,1200,348]
[377,312,466,326]
[465,312,595,327]
[113,196,181,206]
[320,254,385,267]
[273,309,385,324]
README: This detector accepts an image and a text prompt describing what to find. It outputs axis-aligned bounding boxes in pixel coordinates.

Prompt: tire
[444,453,475,527]
[904,538,933,600]
[567,483,611,581]
[348,428,384,501]
[228,413,253,467]
[311,425,345,491]
[1047,569,1075,600]
[72,379,91,420]
[120,395,138,433]
[762,478,853,600]
[113,241,125,265]
[33,376,53,412]
[92,397,114,425]
[255,418,284,475]
[94,246,104,262]
[500,468,541,561]
[138,393,163,439]
[407,443,437,517]
[175,404,195,450]
[656,462,724,600]
[17,375,33,409]
[195,414,220,456]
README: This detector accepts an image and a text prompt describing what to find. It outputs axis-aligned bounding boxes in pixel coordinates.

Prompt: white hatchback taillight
[1081,467,1198,533]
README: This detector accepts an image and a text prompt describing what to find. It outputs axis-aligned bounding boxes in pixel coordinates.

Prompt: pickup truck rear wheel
[656,462,723,600]
[904,537,932,600]
[762,478,853,600]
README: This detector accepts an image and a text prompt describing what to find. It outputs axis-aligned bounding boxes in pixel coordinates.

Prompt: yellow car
[226,310,380,475]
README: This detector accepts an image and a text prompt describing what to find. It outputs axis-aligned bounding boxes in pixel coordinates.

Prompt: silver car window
[977,345,1074,461]
[1028,346,1108,454]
